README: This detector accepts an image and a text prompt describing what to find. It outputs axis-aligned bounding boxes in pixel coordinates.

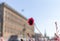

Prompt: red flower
[28,17,34,26]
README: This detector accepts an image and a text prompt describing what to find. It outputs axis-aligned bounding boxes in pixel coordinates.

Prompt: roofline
[1,2,27,20]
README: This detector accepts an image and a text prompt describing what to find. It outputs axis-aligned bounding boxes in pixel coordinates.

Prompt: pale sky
[0,0,60,38]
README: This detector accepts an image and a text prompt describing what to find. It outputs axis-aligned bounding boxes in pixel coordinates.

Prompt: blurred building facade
[0,2,34,40]
[35,33,43,41]
[35,32,49,41]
